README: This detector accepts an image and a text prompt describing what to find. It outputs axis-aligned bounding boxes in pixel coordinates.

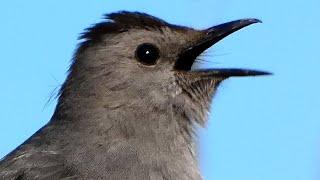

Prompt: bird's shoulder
[0,147,79,180]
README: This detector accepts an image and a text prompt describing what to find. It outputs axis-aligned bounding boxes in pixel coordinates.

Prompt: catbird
[0,11,269,180]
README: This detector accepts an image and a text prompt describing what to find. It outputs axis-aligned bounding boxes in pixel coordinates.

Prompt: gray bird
[0,11,269,180]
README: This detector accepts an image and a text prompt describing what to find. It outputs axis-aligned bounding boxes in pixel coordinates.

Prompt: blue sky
[0,1,319,179]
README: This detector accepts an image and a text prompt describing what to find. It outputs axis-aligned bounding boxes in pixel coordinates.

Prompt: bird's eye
[135,43,160,66]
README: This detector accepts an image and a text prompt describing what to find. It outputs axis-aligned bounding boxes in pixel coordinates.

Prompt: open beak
[174,18,271,77]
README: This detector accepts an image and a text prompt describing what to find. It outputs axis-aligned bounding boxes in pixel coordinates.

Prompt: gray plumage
[0,11,269,180]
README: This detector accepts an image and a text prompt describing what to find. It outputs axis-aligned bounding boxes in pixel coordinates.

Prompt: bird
[0,11,270,180]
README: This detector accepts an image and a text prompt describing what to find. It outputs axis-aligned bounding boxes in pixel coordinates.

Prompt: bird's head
[57,11,269,127]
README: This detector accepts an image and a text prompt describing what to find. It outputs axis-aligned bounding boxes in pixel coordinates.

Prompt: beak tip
[238,18,262,27]
[248,70,272,76]
[254,71,273,76]
[248,18,263,24]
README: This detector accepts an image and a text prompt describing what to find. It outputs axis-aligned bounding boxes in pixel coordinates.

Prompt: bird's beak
[174,18,271,77]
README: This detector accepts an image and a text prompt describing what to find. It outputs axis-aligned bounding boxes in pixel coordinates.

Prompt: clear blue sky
[0,1,319,179]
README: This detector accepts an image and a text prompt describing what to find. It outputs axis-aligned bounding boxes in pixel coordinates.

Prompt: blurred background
[0,1,319,179]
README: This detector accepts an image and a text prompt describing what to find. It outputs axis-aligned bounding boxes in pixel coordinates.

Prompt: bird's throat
[49,99,203,179]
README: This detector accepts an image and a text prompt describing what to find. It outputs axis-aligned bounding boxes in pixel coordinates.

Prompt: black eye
[135,43,160,66]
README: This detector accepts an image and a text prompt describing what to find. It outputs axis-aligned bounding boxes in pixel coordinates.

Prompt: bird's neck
[47,88,202,179]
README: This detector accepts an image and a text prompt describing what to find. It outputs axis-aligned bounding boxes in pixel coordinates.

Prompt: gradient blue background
[0,1,319,179]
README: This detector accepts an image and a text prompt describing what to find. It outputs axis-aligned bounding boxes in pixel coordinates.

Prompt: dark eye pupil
[135,43,160,65]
